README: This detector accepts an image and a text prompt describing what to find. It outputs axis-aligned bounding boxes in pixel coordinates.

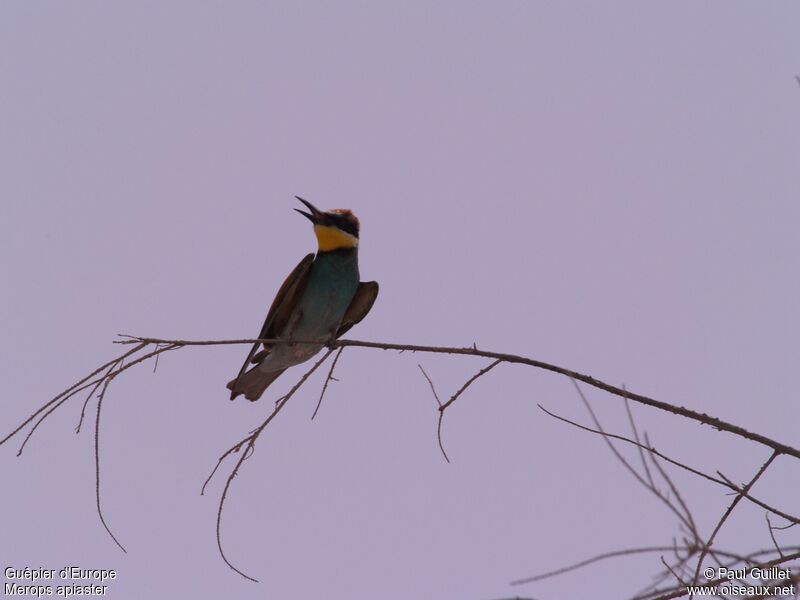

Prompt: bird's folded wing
[257,253,315,346]
[335,281,379,338]
[230,253,315,393]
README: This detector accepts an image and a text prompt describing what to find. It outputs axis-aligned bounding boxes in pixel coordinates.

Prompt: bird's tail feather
[227,367,285,401]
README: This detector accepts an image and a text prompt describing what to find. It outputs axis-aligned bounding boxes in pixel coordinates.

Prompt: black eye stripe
[329,216,359,237]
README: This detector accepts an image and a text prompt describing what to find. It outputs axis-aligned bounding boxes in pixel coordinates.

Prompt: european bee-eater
[227,197,379,401]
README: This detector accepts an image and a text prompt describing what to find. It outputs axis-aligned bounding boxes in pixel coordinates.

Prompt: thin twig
[623,391,655,490]
[76,368,114,434]
[200,442,244,496]
[719,472,800,526]
[690,450,780,591]
[17,377,103,455]
[417,360,501,463]
[94,376,126,553]
[152,343,161,373]
[569,381,696,536]
[510,545,683,585]
[417,364,449,463]
[311,347,344,420]
[766,514,784,558]
[660,555,687,588]
[1,342,147,447]
[537,405,799,526]
[435,412,449,464]
[439,359,501,412]
[8,342,180,550]
[645,432,699,541]
[213,348,335,582]
[417,364,441,407]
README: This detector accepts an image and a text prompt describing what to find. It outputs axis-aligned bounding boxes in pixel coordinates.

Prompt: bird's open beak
[294,196,323,224]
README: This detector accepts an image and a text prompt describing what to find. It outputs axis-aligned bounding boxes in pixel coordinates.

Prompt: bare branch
[6,333,798,590]
[111,335,800,461]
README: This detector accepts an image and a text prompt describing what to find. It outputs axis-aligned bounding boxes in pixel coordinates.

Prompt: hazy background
[2,3,798,598]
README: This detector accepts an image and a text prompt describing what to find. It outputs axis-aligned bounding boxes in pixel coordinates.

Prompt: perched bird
[227,197,379,401]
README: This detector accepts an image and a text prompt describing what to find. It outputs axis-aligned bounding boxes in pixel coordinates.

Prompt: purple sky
[2,3,798,599]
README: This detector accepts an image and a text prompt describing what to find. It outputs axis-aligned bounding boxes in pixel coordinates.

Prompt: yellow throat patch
[314,225,358,251]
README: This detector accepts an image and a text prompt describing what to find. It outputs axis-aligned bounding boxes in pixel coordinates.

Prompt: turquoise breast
[294,249,359,340]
